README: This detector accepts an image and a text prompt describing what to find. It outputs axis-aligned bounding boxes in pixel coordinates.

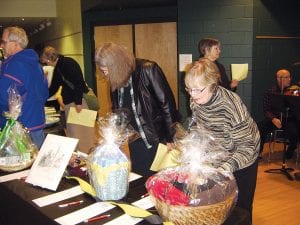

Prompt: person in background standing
[198,38,239,91]
[185,58,260,223]
[40,46,95,153]
[0,26,48,148]
[95,42,179,177]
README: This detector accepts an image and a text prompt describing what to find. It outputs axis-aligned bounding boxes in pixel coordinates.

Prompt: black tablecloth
[0,172,250,225]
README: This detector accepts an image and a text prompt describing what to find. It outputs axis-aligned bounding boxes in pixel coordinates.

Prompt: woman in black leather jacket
[95,42,179,177]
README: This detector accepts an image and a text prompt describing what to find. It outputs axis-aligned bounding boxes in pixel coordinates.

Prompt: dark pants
[258,118,300,155]
[233,159,259,224]
[129,138,158,178]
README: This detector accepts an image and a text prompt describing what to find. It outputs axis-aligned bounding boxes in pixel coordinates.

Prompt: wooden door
[135,22,178,106]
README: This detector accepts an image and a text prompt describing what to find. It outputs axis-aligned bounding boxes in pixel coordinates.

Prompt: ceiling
[0,18,53,36]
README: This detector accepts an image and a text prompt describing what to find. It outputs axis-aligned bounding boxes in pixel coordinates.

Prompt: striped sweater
[190,86,260,172]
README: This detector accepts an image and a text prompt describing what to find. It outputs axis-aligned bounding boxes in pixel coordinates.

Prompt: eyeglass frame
[185,87,207,95]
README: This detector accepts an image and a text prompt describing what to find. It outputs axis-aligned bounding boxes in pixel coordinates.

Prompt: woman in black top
[198,38,239,91]
[40,46,95,153]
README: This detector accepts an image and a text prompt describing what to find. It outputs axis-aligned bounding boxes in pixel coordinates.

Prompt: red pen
[141,193,149,198]
[58,200,84,208]
[84,214,111,223]
[19,176,27,181]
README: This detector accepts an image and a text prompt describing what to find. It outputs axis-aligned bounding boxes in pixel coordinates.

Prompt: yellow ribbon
[65,176,97,197]
[90,162,130,185]
[66,176,174,225]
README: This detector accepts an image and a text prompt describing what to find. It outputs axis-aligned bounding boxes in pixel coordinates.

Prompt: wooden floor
[253,144,300,225]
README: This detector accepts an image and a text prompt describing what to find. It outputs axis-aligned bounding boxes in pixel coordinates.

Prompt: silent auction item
[146,127,238,225]
[0,86,38,172]
[87,112,131,201]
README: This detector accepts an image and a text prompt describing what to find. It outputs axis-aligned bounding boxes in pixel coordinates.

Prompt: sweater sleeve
[219,100,260,172]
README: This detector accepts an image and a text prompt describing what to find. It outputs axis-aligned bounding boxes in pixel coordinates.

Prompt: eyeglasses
[185,87,206,94]
[0,39,14,45]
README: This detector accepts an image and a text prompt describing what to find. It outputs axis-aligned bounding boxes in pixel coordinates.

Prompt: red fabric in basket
[147,176,189,206]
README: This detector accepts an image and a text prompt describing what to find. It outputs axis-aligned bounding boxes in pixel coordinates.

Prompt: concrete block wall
[252,0,300,121]
[177,0,254,121]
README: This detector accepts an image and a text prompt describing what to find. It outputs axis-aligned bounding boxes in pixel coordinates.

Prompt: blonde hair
[4,26,28,49]
[41,46,59,62]
[185,58,220,90]
[95,42,135,91]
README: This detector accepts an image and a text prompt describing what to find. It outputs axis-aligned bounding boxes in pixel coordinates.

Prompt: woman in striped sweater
[185,58,260,223]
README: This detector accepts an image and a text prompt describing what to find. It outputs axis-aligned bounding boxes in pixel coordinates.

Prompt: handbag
[83,87,99,111]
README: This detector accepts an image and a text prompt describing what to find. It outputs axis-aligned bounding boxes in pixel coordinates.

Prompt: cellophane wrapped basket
[0,86,38,172]
[87,112,131,201]
[146,126,238,225]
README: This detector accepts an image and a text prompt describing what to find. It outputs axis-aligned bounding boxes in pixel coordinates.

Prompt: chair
[266,129,288,163]
[267,130,300,168]
[264,129,295,180]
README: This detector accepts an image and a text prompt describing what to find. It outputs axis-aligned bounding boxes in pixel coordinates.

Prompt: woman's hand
[75,104,82,113]
[230,80,239,89]
[166,142,175,151]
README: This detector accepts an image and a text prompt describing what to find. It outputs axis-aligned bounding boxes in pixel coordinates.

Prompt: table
[0,171,250,225]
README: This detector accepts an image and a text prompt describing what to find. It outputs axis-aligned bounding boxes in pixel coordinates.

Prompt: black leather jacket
[111,58,179,144]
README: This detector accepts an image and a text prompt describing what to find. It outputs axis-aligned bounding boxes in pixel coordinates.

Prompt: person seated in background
[257,69,300,159]
[198,38,239,91]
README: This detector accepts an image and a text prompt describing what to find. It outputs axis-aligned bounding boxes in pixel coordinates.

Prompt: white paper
[32,186,84,207]
[0,169,30,183]
[132,196,154,209]
[231,63,248,81]
[25,134,78,191]
[55,202,115,225]
[103,214,142,225]
[67,107,97,127]
[129,172,142,182]
[179,54,193,72]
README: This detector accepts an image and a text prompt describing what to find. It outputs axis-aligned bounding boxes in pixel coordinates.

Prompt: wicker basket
[150,190,237,225]
[0,151,37,172]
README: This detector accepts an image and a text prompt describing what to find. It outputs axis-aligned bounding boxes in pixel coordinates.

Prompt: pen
[141,193,149,198]
[84,214,111,223]
[58,200,84,208]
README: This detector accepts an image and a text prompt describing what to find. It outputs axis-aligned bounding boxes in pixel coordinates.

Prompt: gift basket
[0,86,38,172]
[146,127,238,225]
[87,112,131,201]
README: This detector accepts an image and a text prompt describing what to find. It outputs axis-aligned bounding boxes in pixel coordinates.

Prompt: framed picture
[26,134,78,191]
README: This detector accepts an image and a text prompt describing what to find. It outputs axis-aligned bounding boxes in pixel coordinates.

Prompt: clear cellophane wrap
[146,125,238,225]
[0,86,38,171]
[87,112,132,201]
